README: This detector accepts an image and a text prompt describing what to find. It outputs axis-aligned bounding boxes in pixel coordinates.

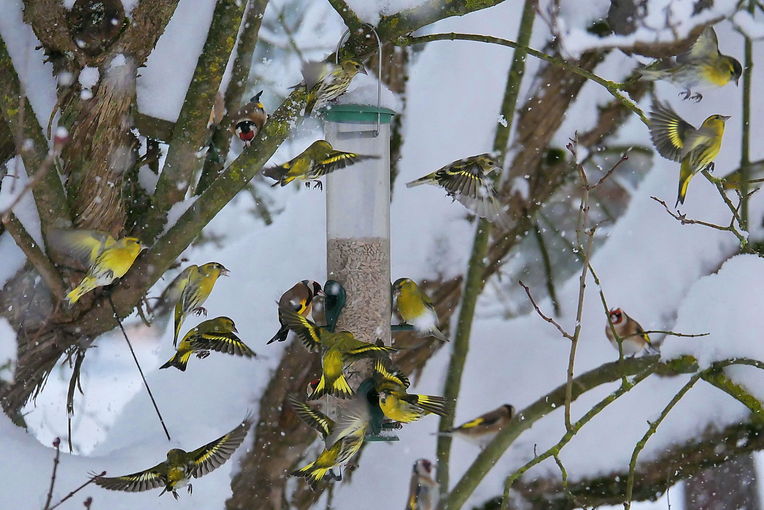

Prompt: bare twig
[533,223,560,316]
[48,471,105,510]
[651,196,749,249]
[518,280,572,339]
[107,296,171,441]
[43,437,61,510]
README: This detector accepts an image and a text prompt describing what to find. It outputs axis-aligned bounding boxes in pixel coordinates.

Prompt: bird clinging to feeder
[302,59,367,115]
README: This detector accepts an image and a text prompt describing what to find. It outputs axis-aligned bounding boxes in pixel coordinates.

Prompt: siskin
[406,154,510,228]
[289,393,369,485]
[374,360,448,423]
[49,229,145,304]
[95,417,251,499]
[160,317,256,371]
[648,98,729,206]
[406,459,439,510]
[392,278,449,342]
[302,59,367,115]
[281,308,396,399]
[268,280,324,345]
[639,26,742,102]
[230,91,267,145]
[442,404,515,448]
[263,139,378,190]
[172,262,229,346]
[605,308,656,356]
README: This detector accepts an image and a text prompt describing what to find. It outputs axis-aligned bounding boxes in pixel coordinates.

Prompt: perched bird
[442,404,515,448]
[605,308,655,356]
[160,317,255,371]
[263,139,378,190]
[49,229,145,304]
[281,308,396,399]
[268,280,324,345]
[406,459,439,510]
[648,99,729,206]
[406,154,510,228]
[392,278,449,342]
[289,393,369,485]
[374,360,448,423]
[302,59,367,115]
[230,91,267,145]
[172,262,230,346]
[639,26,742,101]
[95,417,251,499]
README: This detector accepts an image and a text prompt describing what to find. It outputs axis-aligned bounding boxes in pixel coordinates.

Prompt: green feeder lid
[322,104,395,124]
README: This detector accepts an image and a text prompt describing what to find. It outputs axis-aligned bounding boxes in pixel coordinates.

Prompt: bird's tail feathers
[428,327,449,343]
[312,374,354,399]
[676,168,695,206]
[417,395,449,417]
[159,351,192,371]
[405,175,435,188]
[291,462,330,486]
[267,324,289,344]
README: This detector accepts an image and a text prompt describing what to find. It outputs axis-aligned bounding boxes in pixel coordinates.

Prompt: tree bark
[684,453,761,510]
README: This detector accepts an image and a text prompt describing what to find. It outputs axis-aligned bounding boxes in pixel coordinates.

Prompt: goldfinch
[392,278,448,342]
[406,459,439,510]
[281,308,396,399]
[263,139,378,190]
[289,392,370,485]
[605,308,656,356]
[443,404,514,448]
[303,59,367,115]
[639,26,742,102]
[268,280,324,345]
[648,99,729,206]
[49,229,145,304]
[95,417,251,499]
[173,262,229,346]
[374,360,448,423]
[405,154,510,228]
[160,317,255,371]
[230,91,267,145]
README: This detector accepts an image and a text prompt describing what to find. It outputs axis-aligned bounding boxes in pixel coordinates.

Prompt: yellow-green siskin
[405,154,510,228]
[230,90,267,145]
[289,393,369,485]
[649,98,729,206]
[392,278,448,342]
[374,360,448,423]
[268,280,324,345]
[49,229,145,304]
[639,26,742,102]
[303,59,367,115]
[281,308,396,399]
[605,308,655,356]
[263,139,379,190]
[406,459,439,510]
[173,262,229,346]
[95,417,251,499]
[443,404,514,448]
[160,317,255,371]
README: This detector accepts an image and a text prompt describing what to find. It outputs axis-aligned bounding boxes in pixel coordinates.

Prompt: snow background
[1,0,764,508]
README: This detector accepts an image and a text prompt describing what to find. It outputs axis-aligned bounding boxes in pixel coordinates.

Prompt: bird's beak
[721,115,731,121]
[735,76,740,86]
[221,266,231,276]
[232,325,239,333]
[359,67,368,75]
[317,289,326,297]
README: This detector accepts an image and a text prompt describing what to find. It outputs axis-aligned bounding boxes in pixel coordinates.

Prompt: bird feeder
[323,104,395,346]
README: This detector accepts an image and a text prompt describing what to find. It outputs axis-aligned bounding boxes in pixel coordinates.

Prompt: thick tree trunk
[684,453,761,510]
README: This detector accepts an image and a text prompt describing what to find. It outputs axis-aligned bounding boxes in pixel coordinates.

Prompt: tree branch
[327,0,364,32]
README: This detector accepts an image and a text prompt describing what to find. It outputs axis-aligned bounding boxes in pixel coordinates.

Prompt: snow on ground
[1,0,764,509]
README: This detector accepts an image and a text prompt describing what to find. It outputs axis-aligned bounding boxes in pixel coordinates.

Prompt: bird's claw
[196,350,211,359]
[691,93,703,102]
[193,307,207,317]
[172,491,179,500]
[313,180,323,190]
[188,485,193,494]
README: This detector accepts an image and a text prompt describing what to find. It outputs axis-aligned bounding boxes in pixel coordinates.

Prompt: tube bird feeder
[323,104,395,346]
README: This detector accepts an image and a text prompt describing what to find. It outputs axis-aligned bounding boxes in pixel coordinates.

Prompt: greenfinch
[443,404,514,448]
[281,308,396,399]
[49,229,145,304]
[605,308,656,356]
[262,139,379,190]
[268,280,324,345]
[392,278,449,342]
[160,317,255,371]
[639,26,742,102]
[231,91,267,145]
[406,459,439,510]
[374,360,448,423]
[302,59,367,115]
[173,262,229,346]
[648,98,729,206]
[405,154,510,228]
[95,417,251,499]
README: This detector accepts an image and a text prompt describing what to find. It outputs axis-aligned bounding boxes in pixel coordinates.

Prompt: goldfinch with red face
[268,280,323,345]
[231,91,267,145]
[443,404,514,448]
[605,308,656,356]
[406,459,439,510]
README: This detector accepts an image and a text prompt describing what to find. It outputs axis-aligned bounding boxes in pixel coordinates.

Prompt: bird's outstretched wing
[95,463,167,493]
[288,395,333,438]
[649,99,696,161]
[677,26,719,63]
[190,418,252,478]
[308,152,379,179]
[48,228,113,267]
[373,359,410,389]
[280,308,322,351]
[189,331,256,357]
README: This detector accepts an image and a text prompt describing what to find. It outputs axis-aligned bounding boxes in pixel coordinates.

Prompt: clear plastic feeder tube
[324,105,395,345]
